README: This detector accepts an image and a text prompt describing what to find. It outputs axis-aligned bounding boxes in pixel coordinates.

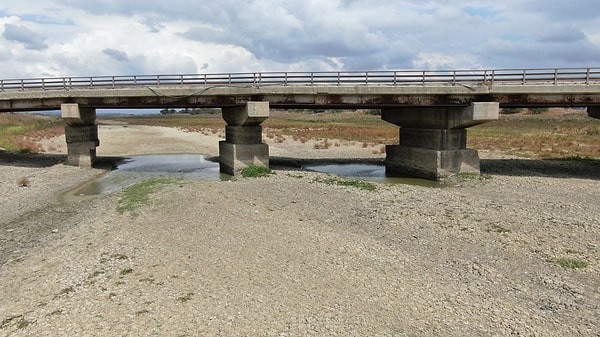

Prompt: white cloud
[0,0,599,79]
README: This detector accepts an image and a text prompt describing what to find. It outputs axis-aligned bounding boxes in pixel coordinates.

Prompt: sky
[2,0,600,80]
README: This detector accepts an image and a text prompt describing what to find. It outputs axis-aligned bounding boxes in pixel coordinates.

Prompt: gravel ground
[0,123,599,336]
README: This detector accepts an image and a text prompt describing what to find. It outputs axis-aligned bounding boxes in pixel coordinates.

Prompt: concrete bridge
[1,67,600,180]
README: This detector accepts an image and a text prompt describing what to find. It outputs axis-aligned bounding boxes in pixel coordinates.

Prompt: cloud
[2,23,48,50]
[103,48,129,62]
[1,0,600,79]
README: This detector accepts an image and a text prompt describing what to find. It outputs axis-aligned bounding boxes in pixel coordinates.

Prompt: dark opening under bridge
[1,67,600,179]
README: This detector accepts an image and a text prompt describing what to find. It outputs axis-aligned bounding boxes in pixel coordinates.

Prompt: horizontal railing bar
[1,67,600,92]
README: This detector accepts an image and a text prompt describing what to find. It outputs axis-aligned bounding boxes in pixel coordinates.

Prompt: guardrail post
[522,69,526,85]
[365,71,369,85]
[554,68,558,85]
[20,79,24,91]
[586,68,590,85]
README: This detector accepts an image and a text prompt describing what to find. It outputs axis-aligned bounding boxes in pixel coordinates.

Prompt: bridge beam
[219,102,270,175]
[61,103,99,167]
[382,102,499,180]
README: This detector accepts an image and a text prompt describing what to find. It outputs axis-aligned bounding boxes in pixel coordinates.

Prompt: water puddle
[65,154,228,201]
[303,163,442,188]
[65,155,441,202]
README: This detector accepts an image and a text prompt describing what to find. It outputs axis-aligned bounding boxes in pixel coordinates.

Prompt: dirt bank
[0,123,598,336]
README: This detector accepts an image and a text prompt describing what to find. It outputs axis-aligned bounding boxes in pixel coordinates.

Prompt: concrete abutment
[382,102,499,180]
[61,104,98,167]
[219,102,270,175]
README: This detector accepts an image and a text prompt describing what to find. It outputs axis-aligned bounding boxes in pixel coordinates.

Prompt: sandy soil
[0,122,599,336]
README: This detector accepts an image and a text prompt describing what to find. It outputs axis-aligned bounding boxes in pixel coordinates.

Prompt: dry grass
[2,109,598,159]
[469,109,600,158]
[0,113,64,153]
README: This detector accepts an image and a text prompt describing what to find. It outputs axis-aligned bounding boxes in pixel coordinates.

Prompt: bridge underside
[59,102,500,180]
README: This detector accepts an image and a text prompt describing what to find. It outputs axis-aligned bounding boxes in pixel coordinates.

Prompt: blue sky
[2,0,600,79]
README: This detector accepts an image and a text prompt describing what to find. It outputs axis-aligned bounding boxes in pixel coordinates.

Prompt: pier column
[61,103,99,167]
[588,106,600,119]
[382,102,499,180]
[219,102,269,175]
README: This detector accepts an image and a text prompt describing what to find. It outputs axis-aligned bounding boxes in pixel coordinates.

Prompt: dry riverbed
[0,123,599,336]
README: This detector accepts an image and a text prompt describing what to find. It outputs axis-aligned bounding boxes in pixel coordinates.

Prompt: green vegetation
[313,176,377,191]
[486,223,511,233]
[177,292,194,303]
[59,286,75,295]
[0,113,62,153]
[551,257,589,269]
[16,319,31,329]
[116,177,181,215]
[120,268,134,275]
[453,172,492,180]
[241,165,274,178]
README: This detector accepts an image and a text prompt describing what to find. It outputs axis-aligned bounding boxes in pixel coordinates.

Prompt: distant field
[0,113,63,153]
[1,109,599,159]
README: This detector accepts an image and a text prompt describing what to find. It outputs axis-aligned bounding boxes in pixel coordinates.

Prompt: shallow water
[66,154,228,200]
[66,154,440,201]
[303,163,442,187]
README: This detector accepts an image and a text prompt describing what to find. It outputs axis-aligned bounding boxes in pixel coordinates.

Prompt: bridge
[1,67,600,180]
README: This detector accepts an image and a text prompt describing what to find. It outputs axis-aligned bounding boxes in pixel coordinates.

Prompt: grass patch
[116,177,181,215]
[177,292,194,303]
[551,257,589,269]
[59,286,75,295]
[15,319,31,329]
[314,176,377,191]
[16,176,31,187]
[453,172,492,180]
[120,268,134,276]
[241,165,274,178]
[486,223,511,233]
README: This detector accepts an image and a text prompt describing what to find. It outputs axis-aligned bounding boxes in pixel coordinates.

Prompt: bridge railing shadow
[480,158,600,180]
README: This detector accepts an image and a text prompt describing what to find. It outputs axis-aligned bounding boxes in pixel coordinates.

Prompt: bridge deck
[1,68,600,111]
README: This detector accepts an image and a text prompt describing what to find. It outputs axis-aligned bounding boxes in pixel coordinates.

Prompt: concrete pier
[61,103,99,167]
[219,102,270,175]
[382,102,499,180]
[588,107,600,119]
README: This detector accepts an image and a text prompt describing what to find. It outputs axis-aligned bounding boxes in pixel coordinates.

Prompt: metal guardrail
[1,67,599,92]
